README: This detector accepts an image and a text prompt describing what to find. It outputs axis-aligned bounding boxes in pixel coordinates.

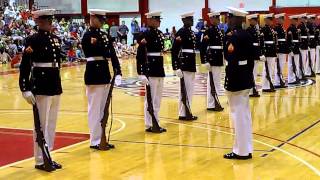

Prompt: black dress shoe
[145,127,167,133]
[223,152,252,160]
[52,161,62,169]
[262,89,276,93]
[288,81,300,85]
[249,93,260,97]
[274,85,288,89]
[90,144,114,150]
[207,107,224,112]
[35,164,56,172]
[179,116,198,121]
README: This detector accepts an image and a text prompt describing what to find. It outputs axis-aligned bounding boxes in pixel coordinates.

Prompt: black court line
[9,166,23,169]
[261,119,320,157]
[110,139,269,152]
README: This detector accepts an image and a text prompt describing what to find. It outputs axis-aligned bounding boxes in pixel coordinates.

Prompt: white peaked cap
[307,14,316,19]
[275,13,285,19]
[227,7,248,17]
[247,13,259,20]
[263,13,274,19]
[32,9,55,19]
[208,11,220,18]
[289,15,300,19]
[88,9,110,16]
[145,11,162,18]
[181,12,195,18]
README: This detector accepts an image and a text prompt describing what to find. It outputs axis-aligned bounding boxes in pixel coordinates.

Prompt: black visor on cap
[95,15,106,22]
[38,15,53,20]
[151,16,162,20]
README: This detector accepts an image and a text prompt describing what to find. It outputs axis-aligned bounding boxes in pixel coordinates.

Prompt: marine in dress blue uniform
[287,15,302,84]
[246,13,264,97]
[261,13,277,92]
[81,9,122,150]
[223,7,254,160]
[136,11,167,133]
[171,12,198,121]
[274,13,289,88]
[19,9,63,171]
[201,11,225,110]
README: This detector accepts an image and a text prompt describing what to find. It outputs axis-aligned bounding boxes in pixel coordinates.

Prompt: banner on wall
[209,0,272,11]
[37,0,82,14]
[277,0,320,7]
[87,0,139,12]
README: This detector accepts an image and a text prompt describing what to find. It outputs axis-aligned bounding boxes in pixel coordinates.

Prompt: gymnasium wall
[87,0,139,13]
[209,0,272,12]
[276,0,320,7]
[149,0,205,32]
[35,0,82,14]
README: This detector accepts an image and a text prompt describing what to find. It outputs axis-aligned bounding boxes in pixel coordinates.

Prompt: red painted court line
[0,128,89,167]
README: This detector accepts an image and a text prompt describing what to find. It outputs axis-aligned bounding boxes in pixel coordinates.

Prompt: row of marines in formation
[18,7,315,171]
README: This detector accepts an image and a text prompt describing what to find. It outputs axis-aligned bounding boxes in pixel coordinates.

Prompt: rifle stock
[99,72,116,150]
[33,105,55,172]
[146,83,161,131]
[180,77,193,118]
[308,51,315,77]
[276,58,286,87]
[291,55,299,82]
[264,60,275,90]
[208,71,224,111]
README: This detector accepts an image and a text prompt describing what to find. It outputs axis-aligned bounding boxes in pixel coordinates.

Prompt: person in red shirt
[67,46,76,62]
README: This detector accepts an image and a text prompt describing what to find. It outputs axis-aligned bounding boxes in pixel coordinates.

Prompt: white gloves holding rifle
[175,69,184,78]
[22,91,36,105]
[115,75,122,86]
[259,55,266,62]
[204,63,211,71]
[139,75,149,85]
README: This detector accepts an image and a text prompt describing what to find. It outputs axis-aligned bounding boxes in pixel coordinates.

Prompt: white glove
[175,69,184,78]
[139,75,149,85]
[115,75,122,86]
[204,63,211,71]
[22,91,36,105]
[259,55,266,62]
[289,52,294,57]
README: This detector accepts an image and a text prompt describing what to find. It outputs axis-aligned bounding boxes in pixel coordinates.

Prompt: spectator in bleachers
[109,21,119,42]
[118,21,129,44]
[131,17,140,44]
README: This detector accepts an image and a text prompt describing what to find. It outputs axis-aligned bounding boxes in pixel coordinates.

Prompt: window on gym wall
[277,0,320,7]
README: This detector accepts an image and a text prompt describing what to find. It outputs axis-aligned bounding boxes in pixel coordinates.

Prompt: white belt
[301,36,308,39]
[253,43,259,46]
[292,40,299,43]
[278,39,286,42]
[33,62,58,68]
[86,56,105,61]
[209,46,223,50]
[265,41,274,44]
[238,60,247,66]
[309,35,315,38]
[147,52,163,56]
[181,49,196,53]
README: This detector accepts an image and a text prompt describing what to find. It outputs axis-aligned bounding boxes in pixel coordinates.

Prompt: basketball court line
[0,110,319,176]
[0,118,126,171]
[111,139,269,152]
[0,109,319,158]
[261,119,320,157]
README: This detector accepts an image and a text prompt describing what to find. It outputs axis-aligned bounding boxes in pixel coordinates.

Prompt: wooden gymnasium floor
[0,54,320,179]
